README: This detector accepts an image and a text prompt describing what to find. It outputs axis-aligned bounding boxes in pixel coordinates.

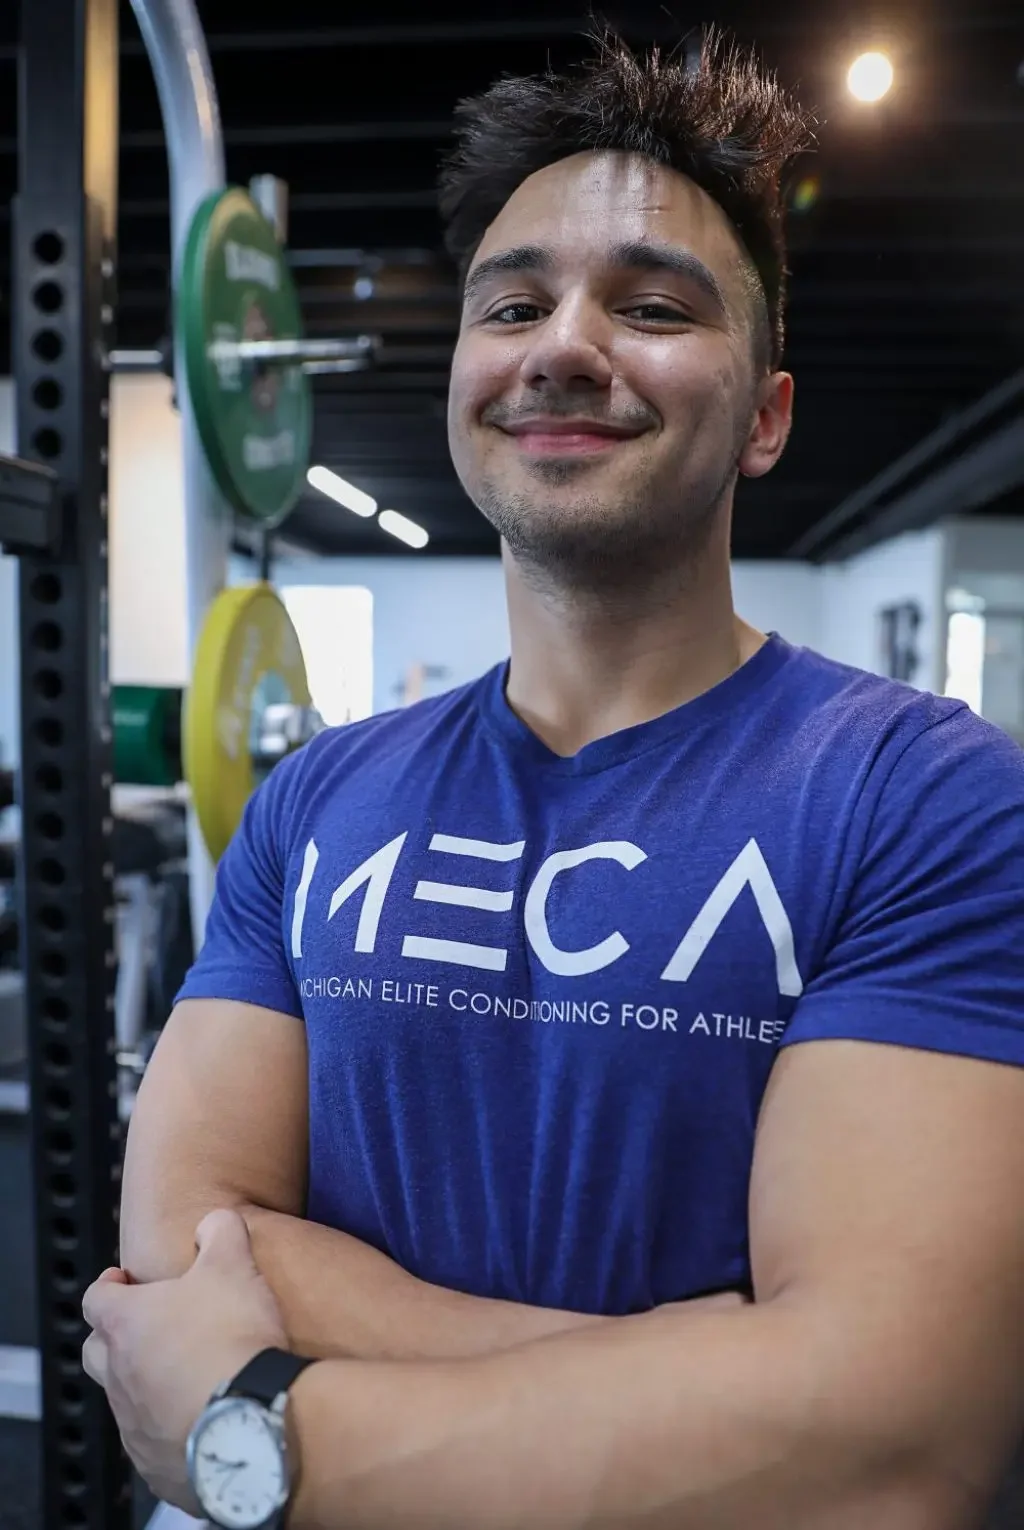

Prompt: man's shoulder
[777,641,1016,769]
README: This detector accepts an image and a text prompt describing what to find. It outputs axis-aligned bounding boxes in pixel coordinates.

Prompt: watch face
[191,1398,287,1529]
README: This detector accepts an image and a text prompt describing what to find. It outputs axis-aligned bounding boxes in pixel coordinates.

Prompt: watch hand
[215,1463,251,1502]
[200,1452,236,1473]
[216,1470,239,1504]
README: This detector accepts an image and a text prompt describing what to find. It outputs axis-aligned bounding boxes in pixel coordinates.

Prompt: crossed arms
[118,997,1024,1529]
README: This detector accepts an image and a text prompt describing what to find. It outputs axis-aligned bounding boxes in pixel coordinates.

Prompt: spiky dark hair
[438,26,817,370]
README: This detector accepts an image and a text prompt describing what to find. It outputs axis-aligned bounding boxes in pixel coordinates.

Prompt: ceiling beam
[112,121,453,151]
[790,235,1024,255]
[812,417,1024,563]
[789,370,1024,561]
[787,279,1024,304]
[112,189,439,217]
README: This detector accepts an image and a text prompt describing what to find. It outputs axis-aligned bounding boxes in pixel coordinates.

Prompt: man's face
[447,151,792,578]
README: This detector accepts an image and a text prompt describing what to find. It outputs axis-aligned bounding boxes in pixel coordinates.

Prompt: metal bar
[301,359,373,375]
[790,370,1024,559]
[211,335,375,361]
[15,0,131,1524]
[286,248,437,267]
[129,0,228,945]
[107,347,166,370]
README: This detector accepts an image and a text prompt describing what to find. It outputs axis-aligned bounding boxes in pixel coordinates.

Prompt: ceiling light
[306,465,377,518]
[378,509,429,550]
[847,51,894,103]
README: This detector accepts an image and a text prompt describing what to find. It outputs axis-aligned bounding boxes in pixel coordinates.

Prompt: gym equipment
[109,586,321,862]
[179,186,310,525]
[184,584,318,861]
[113,684,182,788]
[178,186,373,526]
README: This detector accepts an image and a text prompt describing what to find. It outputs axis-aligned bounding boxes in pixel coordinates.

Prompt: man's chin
[495,506,673,578]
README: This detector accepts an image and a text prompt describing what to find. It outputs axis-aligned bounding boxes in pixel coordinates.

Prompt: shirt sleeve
[174,749,306,1020]
[783,706,1024,1067]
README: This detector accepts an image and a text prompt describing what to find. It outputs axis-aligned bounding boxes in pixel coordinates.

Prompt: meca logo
[290,832,804,997]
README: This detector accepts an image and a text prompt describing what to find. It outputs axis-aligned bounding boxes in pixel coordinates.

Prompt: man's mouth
[499,418,644,456]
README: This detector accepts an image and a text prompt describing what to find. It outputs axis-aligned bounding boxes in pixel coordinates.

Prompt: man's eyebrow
[462,246,554,306]
[608,240,728,316]
[461,240,728,317]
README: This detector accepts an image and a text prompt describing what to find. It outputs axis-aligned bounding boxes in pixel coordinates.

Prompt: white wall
[944,518,1024,609]
[271,557,510,715]
[732,561,822,652]
[819,527,947,692]
[108,374,189,687]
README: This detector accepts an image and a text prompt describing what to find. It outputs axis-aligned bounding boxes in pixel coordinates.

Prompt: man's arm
[281,1040,1024,1530]
[120,999,605,1358]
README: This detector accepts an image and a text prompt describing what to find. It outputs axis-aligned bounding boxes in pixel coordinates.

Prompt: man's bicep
[120,999,308,1281]
[750,1039,1024,1510]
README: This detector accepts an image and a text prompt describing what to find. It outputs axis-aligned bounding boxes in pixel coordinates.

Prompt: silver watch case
[185,1383,292,1530]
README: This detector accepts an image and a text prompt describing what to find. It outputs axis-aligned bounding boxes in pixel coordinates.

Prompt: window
[279,585,373,727]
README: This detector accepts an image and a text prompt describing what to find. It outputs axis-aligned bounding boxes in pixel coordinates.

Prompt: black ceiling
[2,0,1024,561]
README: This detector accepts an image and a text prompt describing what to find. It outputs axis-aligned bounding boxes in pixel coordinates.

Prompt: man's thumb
[194,1208,257,1271]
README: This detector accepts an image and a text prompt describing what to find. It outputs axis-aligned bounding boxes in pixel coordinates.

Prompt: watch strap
[224,1347,316,1407]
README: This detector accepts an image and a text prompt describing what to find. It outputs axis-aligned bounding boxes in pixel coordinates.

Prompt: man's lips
[498,419,644,454]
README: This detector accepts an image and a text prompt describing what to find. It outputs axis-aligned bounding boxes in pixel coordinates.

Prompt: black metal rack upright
[14,0,133,1524]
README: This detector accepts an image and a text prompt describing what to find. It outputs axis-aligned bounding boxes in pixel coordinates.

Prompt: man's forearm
[287,1299,974,1530]
[242,1206,608,1360]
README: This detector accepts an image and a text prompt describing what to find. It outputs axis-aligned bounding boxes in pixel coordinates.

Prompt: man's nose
[518,295,614,394]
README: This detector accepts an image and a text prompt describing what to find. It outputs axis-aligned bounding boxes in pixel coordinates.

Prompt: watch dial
[193,1401,286,1528]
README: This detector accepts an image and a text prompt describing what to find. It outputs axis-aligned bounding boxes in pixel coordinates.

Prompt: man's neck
[502,535,765,758]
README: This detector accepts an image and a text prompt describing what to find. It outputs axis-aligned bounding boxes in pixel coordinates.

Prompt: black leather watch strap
[225,1348,316,1407]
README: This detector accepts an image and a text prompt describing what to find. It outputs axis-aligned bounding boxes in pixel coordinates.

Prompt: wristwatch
[186,1348,316,1529]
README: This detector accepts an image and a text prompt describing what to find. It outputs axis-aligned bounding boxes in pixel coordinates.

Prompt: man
[85,27,1024,1530]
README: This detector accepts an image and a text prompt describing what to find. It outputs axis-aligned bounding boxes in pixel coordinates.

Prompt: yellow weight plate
[183,583,311,862]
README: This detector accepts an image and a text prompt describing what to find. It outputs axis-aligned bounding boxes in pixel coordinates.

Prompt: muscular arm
[119,1000,604,1359]
[283,1041,1024,1530]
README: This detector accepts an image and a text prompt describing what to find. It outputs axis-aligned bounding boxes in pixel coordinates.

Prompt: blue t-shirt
[178,634,1024,1314]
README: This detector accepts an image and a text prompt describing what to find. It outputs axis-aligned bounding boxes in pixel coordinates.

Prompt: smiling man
[84,27,1024,1530]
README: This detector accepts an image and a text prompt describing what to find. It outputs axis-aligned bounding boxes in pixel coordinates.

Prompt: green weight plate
[113,685,183,787]
[179,187,312,526]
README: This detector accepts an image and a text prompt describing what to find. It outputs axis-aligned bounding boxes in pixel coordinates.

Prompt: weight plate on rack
[183,584,311,862]
[178,187,312,526]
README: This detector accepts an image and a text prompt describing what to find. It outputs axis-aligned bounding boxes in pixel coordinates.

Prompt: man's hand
[83,1208,288,1512]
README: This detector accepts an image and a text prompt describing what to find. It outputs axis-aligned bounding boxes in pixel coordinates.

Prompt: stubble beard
[473,452,739,598]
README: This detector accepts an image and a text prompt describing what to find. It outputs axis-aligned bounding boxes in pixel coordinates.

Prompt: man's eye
[487,303,545,324]
[625,304,690,323]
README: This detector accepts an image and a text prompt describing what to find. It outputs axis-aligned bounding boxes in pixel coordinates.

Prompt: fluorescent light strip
[306,465,377,518]
[379,509,429,550]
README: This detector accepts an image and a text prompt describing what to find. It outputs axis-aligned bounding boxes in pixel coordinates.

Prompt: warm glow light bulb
[847,51,894,103]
